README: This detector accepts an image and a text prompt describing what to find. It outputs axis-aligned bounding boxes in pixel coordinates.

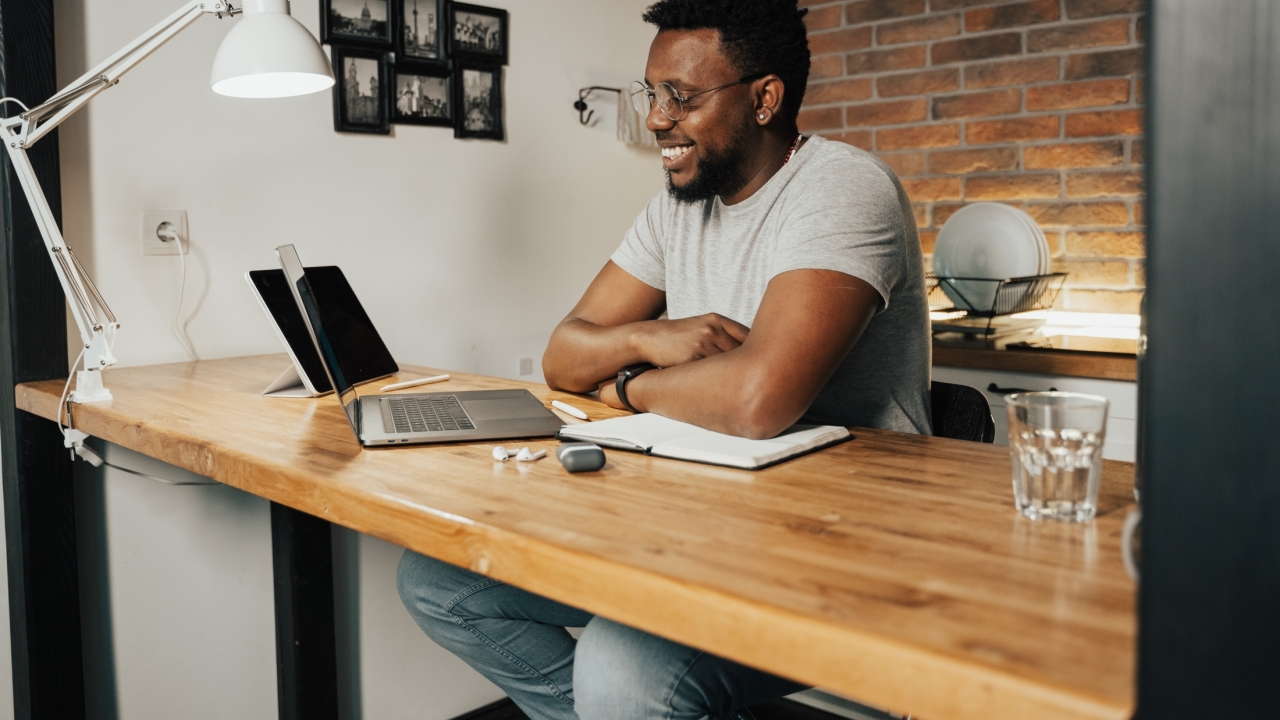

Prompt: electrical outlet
[519,358,533,376]
[141,210,187,256]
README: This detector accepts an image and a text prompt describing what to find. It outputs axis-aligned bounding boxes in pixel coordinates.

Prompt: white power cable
[174,233,197,360]
[0,97,31,114]
[158,222,198,361]
[57,348,87,437]
[73,444,213,485]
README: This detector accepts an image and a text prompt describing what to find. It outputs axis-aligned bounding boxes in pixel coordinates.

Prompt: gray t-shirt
[611,135,932,434]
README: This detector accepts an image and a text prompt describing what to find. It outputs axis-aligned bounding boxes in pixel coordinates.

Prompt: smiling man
[398,1,930,718]
[541,2,931,440]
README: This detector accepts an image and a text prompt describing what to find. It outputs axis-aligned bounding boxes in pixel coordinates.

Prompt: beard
[663,120,752,204]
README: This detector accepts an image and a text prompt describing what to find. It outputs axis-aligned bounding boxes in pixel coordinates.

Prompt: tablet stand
[261,363,321,398]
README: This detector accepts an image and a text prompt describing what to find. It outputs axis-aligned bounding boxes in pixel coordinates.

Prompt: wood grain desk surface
[16,355,1136,720]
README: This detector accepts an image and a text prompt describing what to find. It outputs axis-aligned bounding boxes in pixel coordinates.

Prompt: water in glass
[1007,392,1109,522]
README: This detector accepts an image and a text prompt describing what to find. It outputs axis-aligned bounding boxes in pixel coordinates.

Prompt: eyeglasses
[630,73,766,122]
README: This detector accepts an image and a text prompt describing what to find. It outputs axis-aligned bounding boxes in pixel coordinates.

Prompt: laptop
[276,244,565,447]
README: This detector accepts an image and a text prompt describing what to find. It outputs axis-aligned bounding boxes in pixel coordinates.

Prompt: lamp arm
[15,0,239,148]
[0,0,238,402]
[3,140,116,401]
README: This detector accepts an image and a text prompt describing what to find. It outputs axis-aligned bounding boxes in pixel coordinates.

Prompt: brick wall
[800,0,1146,314]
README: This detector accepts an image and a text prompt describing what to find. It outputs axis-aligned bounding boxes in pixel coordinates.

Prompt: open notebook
[557,413,850,470]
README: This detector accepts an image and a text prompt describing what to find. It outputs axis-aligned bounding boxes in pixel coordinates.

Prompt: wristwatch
[615,363,656,413]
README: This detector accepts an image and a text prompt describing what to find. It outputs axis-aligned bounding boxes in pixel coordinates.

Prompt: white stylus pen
[551,400,588,420]
[380,374,450,392]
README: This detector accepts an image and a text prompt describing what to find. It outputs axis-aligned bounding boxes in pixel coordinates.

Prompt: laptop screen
[276,244,365,434]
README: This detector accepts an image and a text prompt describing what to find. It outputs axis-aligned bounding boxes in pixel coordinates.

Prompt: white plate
[985,206,1047,275]
[1021,208,1050,274]
[1013,207,1050,274]
[935,203,1044,311]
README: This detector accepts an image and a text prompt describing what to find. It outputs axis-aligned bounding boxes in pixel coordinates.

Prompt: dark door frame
[0,1,87,718]
[1139,0,1280,716]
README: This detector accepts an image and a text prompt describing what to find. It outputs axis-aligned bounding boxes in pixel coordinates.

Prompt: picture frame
[453,62,503,141]
[332,47,391,135]
[321,0,393,48]
[392,63,454,127]
[395,0,447,65]
[446,3,509,66]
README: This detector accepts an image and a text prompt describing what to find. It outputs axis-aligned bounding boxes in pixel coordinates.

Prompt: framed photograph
[392,64,453,126]
[396,0,447,64]
[447,3,509,65]
[322,0,393,48]
[453,62,503,140]
[332,47,391,134]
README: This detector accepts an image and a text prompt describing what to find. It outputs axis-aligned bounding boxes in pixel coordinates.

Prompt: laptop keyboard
[385,395,476,433]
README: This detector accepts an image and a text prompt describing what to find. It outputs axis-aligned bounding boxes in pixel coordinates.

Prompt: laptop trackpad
[463,398,547,422]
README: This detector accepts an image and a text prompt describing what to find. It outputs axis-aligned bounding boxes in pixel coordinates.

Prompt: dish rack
[927,273,1067,337]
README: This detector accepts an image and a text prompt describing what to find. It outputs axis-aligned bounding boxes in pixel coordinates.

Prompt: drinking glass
[1006,392,1109,522]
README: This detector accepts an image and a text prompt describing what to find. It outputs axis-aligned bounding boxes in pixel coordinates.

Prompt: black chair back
[931,381,996,444]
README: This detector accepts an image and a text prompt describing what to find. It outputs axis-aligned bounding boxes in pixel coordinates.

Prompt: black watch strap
[615,363,656,413]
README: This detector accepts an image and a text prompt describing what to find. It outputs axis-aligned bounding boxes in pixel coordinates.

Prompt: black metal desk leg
[271,502,340,720]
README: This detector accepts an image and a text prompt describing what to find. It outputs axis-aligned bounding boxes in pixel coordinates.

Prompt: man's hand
[622,269,882,439]
[543,260,749,395]
[548,261,737,394]
[633,313,750,368]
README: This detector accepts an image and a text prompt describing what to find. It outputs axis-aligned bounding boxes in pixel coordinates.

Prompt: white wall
[55,0,662,379]
[44,0,662,717]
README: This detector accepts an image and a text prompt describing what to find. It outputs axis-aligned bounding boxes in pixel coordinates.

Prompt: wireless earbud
[492,446,522,462]
[493,446,546,462]
[516,448,546,462]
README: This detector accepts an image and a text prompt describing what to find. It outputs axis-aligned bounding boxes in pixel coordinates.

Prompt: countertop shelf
[933,342,1137,382]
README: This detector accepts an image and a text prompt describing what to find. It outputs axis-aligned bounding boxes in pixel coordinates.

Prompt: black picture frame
[321,0,393,48]
[446,3,509,65]
[395,0,447,65]
[332,47,391,135]
[453,62,503,140]
[392,63,454,127]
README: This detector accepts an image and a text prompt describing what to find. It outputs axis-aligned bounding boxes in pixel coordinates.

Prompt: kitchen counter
[933,341,1137,382]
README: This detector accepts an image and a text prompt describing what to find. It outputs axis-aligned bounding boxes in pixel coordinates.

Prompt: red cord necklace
[782,134,803,166]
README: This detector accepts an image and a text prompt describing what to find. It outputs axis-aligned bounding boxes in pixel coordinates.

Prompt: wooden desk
[16,355,1136,720]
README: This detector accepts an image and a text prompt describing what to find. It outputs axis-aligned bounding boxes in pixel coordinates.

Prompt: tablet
[246,267,399,396]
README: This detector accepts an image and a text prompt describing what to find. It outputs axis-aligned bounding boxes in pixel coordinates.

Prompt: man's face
[643,29,756,203]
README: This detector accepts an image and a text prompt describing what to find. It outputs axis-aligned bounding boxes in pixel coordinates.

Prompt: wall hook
[575,86,621,125]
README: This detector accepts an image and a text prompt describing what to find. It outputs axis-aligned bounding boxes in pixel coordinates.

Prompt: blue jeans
[396,550,806,720]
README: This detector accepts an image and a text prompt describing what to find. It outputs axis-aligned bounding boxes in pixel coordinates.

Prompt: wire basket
[926,273,1066,317]
[927,273,1067,342]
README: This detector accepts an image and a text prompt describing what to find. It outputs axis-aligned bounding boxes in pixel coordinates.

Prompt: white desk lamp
[0,0,333,403]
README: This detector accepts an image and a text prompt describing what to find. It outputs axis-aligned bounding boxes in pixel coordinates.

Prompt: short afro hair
[642,0,811,124]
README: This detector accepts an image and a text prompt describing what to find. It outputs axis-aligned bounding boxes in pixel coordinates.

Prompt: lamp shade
[211,0,334,98]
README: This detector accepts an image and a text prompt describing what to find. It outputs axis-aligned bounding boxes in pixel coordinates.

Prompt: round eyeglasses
[630,73,766,122]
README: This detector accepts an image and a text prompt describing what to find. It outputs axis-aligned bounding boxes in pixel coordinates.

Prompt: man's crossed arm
[542,261,881,440]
